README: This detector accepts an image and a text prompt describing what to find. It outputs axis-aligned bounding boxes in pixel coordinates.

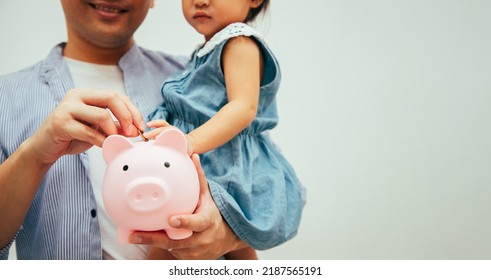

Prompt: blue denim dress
[149,23,304,249]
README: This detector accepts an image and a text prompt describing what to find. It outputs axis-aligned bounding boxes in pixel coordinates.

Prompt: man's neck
[63,37,133,65]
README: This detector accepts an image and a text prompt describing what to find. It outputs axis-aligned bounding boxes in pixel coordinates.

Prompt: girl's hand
[144,119,171,140]
[145,120,194,155]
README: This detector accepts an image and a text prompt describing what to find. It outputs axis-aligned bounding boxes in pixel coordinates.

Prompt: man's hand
[129,154,247,259]
[0,89,145,248]
[28,89,144,166]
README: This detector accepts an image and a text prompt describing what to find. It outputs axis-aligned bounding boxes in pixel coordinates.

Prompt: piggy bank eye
[123,165,129,171]
[164,162,170,168]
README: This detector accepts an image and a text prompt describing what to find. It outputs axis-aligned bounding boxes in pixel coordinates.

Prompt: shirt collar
[40,43,66,83]
[41,42,143,77]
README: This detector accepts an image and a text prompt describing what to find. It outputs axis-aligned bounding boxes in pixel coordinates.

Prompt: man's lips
[89,3,128,14]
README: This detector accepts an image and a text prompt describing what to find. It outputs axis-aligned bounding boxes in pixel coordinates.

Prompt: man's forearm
[0,139,51,247]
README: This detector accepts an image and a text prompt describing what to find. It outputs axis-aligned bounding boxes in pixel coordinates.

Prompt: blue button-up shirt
[0,43,305,259]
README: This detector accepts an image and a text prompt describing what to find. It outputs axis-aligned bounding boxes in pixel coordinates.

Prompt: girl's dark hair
[245,0,270,23]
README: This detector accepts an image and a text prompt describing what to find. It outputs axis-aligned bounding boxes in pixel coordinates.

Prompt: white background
[1,1,491,259]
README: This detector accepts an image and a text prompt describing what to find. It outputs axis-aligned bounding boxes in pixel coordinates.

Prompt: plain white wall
[1,0,491,260]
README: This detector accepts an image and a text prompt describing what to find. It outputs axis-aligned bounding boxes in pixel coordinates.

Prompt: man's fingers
[102,94,133,136]
[62,121,106,148]
[121,95,145,132]
[129,230,165,246]
[170,213,210,233]
[129,230,187,250]
[70,105,118,136]
[72,90,141,136]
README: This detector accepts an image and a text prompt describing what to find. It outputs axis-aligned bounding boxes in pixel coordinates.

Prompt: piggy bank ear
[154,127,188,155]
[102,135,135,163]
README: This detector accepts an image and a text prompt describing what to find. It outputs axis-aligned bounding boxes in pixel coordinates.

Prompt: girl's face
[182,0,261,41]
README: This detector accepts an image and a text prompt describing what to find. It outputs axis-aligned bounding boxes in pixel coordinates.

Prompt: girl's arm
[145,36,263,155]
[188,36,263,154]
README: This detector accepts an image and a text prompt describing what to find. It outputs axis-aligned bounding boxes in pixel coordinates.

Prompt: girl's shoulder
[197,23,266,57]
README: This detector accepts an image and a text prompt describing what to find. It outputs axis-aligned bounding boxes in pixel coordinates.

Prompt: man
[0,0,303,260]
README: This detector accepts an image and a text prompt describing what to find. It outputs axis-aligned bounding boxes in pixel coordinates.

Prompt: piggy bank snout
[126,178,170,213]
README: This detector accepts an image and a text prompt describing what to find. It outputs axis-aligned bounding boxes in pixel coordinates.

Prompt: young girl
[145,0,303,259]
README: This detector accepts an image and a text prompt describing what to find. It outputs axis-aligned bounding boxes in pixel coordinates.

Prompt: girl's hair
[244,0,270,23]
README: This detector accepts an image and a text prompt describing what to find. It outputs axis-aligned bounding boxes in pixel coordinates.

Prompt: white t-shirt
[65,57,149,260]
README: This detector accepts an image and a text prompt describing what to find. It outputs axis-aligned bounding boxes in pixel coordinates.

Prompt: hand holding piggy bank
[102,128,199,243]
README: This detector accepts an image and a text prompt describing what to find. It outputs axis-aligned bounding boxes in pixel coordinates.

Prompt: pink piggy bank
[101,128,199,243]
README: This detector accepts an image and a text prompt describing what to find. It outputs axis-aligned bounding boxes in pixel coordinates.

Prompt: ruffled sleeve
[197,23,266,57]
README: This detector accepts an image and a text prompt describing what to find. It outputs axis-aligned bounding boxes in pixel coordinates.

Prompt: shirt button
[90,209,97,218]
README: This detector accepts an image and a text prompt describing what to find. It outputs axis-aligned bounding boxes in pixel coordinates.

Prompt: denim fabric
[149,23,305,250]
